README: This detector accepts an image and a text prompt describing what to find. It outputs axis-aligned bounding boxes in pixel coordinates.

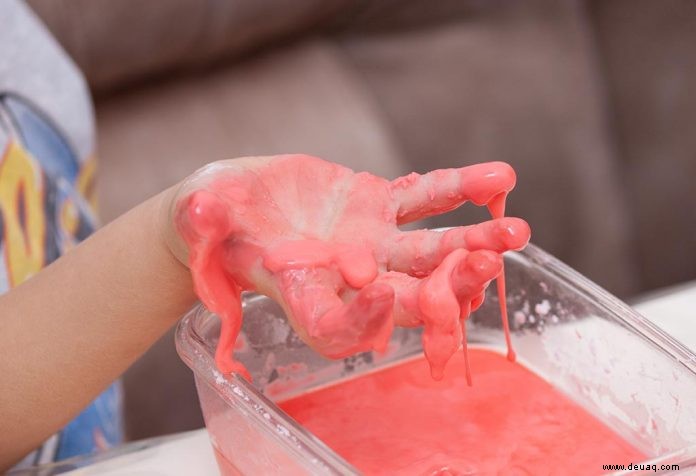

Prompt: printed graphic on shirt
[0,95,97,286]
[0,94,122,465]
[0,141,47,286]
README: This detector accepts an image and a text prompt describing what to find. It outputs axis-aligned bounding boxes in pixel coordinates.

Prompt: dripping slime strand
[488,192,516,362]
[461,316,473,386]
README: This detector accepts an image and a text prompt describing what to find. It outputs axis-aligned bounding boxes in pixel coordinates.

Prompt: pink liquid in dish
[279,349,645,475]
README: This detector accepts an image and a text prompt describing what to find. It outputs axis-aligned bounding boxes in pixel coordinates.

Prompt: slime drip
[176,156,529,381]
[279,349,645,476]
[488,192,516,362]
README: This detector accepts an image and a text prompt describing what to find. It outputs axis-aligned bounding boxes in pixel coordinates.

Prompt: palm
[175,155,530,378]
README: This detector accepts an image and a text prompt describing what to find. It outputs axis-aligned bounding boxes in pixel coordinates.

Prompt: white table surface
[63,429,217,476]
[61,282,696,476]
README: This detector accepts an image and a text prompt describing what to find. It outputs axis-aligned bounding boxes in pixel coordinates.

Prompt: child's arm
[0,155,529,470]
[0,188,195,469]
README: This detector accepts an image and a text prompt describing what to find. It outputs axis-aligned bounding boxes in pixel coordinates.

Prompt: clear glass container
[175,244,696,475]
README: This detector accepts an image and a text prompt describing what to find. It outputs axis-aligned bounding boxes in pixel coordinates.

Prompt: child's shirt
[1,0,123,468]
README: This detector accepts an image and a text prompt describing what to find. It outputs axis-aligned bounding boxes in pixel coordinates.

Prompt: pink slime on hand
[174,155,530,382]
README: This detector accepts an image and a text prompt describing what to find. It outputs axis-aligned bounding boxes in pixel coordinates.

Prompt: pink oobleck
[175,155,530,381]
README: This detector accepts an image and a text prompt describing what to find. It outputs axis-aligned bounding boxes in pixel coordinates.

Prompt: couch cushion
[590,0,696,291]
[338,1,638,295]
[27,0,351,93]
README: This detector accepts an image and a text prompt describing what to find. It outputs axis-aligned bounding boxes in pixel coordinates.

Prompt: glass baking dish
[175,244,696,475]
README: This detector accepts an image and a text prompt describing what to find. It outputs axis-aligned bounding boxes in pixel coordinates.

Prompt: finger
[187,244,250,379]
[419,249,502,379]
[390,161,516,224]
[175,189,237,244]
[450,249,503,298]
[276,269,395,358]
[376,265,463,381]
[387,217,530,276]
[377,250,502,379]
[315,283,395,357]
[379,249,503,325]
[418,249,468,380]
[175,189,252,378]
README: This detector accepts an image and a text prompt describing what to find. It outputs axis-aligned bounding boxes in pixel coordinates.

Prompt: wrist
[156,184,191,268]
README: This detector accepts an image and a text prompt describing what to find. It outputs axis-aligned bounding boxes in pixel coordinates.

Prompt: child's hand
[168,155,530,378]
